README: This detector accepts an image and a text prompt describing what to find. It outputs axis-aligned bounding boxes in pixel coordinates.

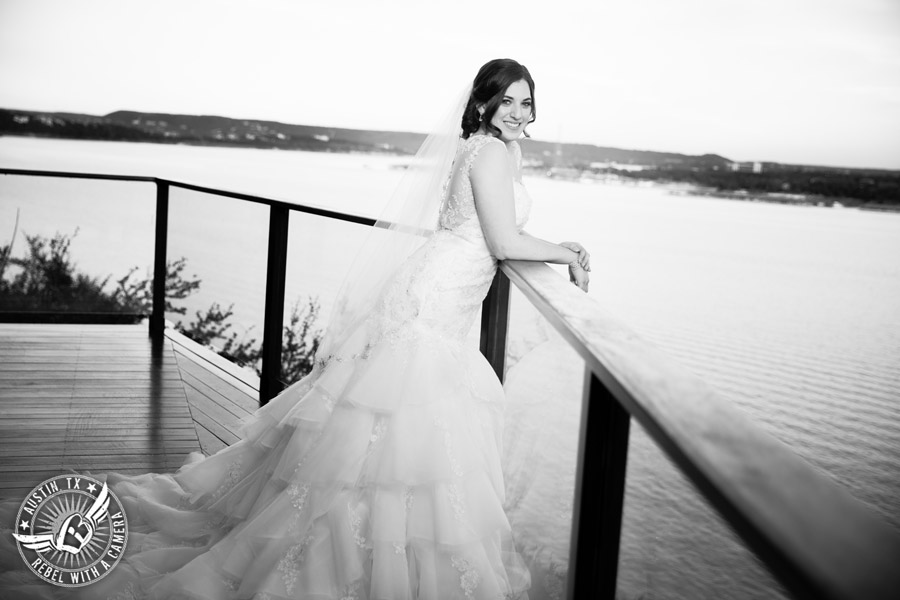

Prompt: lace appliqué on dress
[288,482,311,510]
[277,533,315,594]
[348,502,367,549]
[368,415,388,447]
[341,580,362,600]
[440,190,467,229]
[316,344,373,370]
[451,556,482,600]
[439,135,504,231]
[434,417,464,477]
[447,483,467,524]
[510,140,523,173]
[211,457,243,500]
[221,575,240,592]
[286,482,311,533]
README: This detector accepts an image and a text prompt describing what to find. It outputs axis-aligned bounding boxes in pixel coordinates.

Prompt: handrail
[3,166,899,599]
[0,168,378,226]
[0,167,157,183]
[497,260,900,600]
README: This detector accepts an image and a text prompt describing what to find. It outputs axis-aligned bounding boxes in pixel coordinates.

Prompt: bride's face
[486,79,533,143]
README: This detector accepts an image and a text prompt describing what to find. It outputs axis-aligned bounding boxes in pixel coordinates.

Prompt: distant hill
[0,107,731,170]
[2,107,897,208]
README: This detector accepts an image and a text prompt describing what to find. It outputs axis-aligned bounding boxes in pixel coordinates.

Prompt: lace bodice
[438,134,532,240]
[366,134,533,350]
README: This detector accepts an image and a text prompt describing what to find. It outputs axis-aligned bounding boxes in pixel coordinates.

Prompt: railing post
[260,204,290,405]
[150,181,169,341]
[479,268,511,382]
[568,369,632,599]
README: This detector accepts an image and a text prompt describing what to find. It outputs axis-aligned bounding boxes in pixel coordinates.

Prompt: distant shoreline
[526,166,900,213]
[3,127,900,212]
[683,188,900,213]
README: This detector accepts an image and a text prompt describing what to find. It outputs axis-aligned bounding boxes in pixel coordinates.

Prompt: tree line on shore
[2,107,897,207]
[612,166,900,208]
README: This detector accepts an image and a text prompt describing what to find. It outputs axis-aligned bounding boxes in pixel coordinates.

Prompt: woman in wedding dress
[1,58,590,600]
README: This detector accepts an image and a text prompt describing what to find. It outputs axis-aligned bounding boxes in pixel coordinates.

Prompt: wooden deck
[0,323,256,500]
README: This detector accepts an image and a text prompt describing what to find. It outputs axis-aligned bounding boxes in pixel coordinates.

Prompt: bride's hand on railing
[569,262,590,293]
[560,241,591,272]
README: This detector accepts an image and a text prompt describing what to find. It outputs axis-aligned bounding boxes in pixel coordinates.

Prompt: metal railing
[1,167,375,401]
[3,166,899,600]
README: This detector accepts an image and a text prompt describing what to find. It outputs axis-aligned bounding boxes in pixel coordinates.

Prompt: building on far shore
[729,161,763,173]
[589,161,649,172]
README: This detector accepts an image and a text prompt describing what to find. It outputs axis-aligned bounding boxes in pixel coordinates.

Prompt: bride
[1,58,590,600]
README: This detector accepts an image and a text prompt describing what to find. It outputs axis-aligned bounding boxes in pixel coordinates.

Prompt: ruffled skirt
[0,326,530,600]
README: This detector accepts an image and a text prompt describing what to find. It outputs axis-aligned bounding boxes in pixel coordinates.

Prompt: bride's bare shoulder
[468,140,514,188]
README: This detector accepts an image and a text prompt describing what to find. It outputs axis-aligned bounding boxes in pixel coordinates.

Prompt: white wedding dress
[0,134,533,600]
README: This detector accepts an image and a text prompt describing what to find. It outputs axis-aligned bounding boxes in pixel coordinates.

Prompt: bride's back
[439,135,529,240]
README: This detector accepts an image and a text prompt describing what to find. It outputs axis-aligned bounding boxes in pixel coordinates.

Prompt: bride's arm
[471,142,589,269]
[521,231,590,270]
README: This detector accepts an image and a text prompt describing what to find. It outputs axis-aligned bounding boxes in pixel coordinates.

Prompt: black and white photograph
[0,1,898,598]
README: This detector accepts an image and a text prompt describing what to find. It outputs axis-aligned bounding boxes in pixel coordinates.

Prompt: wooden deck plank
[0,419,195,428]
[1,400,181,410]
[0,323,204,498]
[182,384,243,446]
[179,369,255,421]
[0,323,280,503]
[0,390,188,399]
[0,440,200,453]
[172,347,258,412]
[0,379,186,388]
[0,455,194,465]
[0,432,198,442]
[193,421,229,457]
[0,373,184,381]
[167,329,259,394]
[0,401,193,409]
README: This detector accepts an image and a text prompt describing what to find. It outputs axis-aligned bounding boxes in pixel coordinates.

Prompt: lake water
[2,137,899,599]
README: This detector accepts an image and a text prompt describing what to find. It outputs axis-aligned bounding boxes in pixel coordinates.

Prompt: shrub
[0,229,322,381]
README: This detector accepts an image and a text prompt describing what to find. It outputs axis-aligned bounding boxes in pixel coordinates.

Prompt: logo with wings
[11,474,128,587]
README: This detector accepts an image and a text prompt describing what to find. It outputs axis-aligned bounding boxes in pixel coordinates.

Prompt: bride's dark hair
[462,58,536,139]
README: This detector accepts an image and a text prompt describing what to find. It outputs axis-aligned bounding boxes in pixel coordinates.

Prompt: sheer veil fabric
[318,84,473,362]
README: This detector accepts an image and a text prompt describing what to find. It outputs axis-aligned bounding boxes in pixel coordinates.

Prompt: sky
[0,0,898,170]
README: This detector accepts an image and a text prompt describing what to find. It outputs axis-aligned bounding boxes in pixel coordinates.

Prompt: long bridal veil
[316,85,472,364]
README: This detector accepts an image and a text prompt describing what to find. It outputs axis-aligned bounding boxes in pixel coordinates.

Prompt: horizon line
[2,105,898,174]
